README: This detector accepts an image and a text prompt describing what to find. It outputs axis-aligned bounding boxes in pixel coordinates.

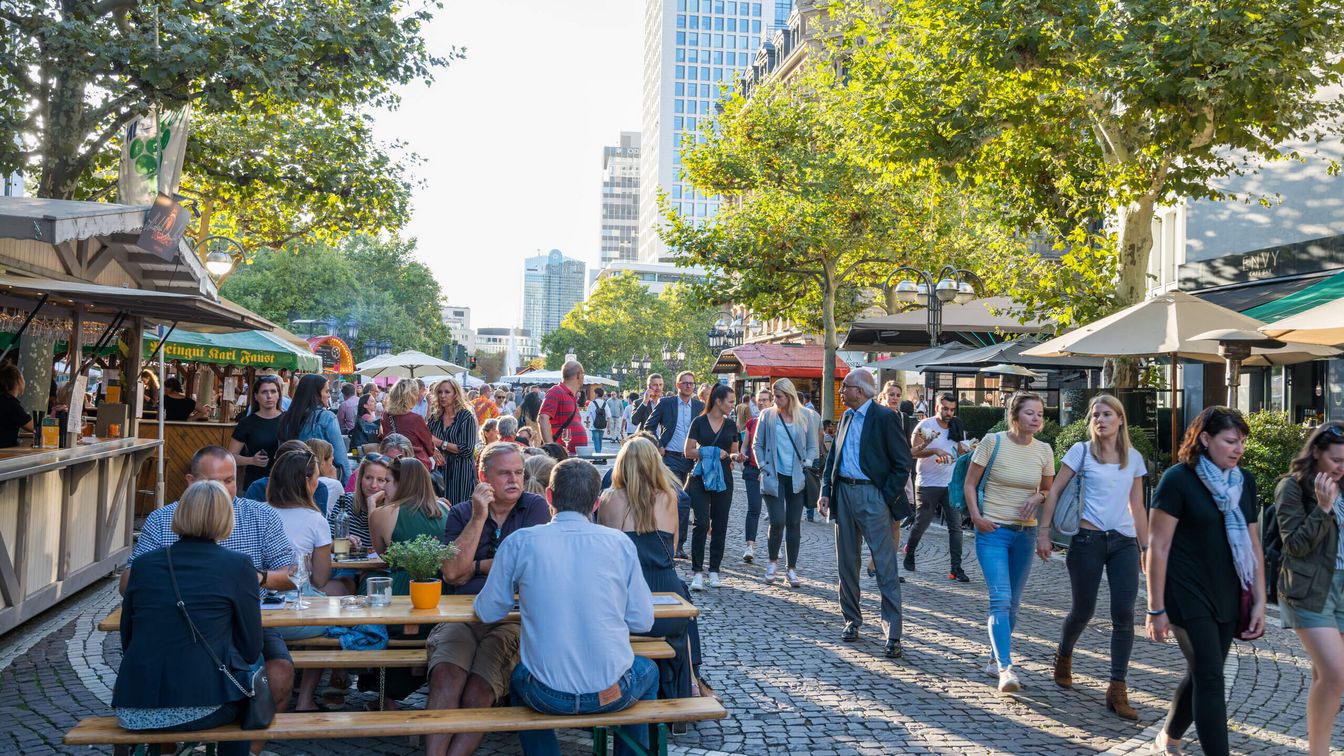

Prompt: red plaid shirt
[540,383,587,453]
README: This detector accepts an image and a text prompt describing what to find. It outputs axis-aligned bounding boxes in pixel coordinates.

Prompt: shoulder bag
[948,433,1002,511]
[1052,442,1088,537]
[165,546,275,730]
[778,413,816,493]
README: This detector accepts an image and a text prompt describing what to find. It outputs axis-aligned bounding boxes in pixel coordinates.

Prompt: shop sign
[149,340,282,367]
[1179,235,1344,290]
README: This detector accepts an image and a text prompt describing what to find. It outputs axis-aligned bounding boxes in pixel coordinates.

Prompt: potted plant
[382,534,458,609]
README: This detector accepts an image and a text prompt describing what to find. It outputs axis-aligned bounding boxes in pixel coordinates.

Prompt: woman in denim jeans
[1036,394,1149,719]
[963,392,1055,694]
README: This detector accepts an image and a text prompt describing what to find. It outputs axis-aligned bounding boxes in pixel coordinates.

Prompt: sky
[372,0,643,331]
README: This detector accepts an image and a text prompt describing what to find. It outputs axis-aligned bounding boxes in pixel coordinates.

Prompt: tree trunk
[1106,195,1159,388]
[821,262,838,422]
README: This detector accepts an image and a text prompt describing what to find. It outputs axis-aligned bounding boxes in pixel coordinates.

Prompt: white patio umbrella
[1259,298,1344,347]
[355,350,468,379]
[499,370,619,387]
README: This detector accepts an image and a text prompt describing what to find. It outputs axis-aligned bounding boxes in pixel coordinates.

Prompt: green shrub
[1051,418,1159,476]
[382,534,458,582]
[957,405,1005,438]
[986,419,1062,451]
[1242,411,1309,508]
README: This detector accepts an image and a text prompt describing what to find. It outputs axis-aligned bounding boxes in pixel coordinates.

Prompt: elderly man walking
[818,369,913,658]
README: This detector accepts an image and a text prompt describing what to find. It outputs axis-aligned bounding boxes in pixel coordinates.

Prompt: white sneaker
[984,658,1000,677]
[787,569,800,588]
[742,544,755,563]
[764,562,779,584]
[690,573,705,591]
[998,666,1021,694]
[708,572,721,588]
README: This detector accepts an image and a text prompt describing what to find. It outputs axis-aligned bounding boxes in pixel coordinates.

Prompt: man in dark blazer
[819,369,912,659]
[629,373,665,430]
[642,370,703,556]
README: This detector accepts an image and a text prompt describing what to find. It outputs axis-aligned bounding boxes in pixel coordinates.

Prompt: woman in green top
[369,457,450,595]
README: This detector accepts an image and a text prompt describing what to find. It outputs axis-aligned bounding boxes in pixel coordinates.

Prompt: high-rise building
[521,249,586,342]
[639,1,792,262]
[440,304,475,354]
[601,132,642,267]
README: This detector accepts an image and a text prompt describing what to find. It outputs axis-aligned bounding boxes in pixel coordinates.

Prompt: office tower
[638,1,791,262]
[601,132,642,267]
[521,249,586,341]
[440,304,476,354]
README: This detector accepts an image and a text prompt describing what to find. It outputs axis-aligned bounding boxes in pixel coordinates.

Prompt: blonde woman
[963,392,1055,694]
[753,378,817,588]
[428,378,478,504]
[523,454,556,496]
[1036,394,1148,719]
[596,437,700,699]
[379,378,441,470]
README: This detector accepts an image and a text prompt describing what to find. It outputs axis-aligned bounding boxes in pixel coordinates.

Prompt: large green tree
[220,235,448,356]
[836,0,1344,378]
[0,0,451,199]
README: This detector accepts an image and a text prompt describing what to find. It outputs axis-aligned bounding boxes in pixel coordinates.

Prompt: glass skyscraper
[521,249,586,342]
[639,0,793,262]
[600,132,641,267]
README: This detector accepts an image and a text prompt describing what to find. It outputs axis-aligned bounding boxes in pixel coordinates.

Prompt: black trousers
[1164,616,1235,755]
[666,453,694,551]
[905,486,963,571]
[687,475,733,573]
[1058,528,1139,681]
[765,484,805,568]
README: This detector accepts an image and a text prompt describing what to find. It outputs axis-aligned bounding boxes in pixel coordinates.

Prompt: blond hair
[1087,393,1131,463]
[523,454,556,496]
[607,437,681,534]
[304,437,334,468]
[385,378,420,416]
[430,377,470,420]
[771,377,804,417]
[172,480,235,541]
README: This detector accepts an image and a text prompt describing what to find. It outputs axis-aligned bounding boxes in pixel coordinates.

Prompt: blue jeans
[591,426,604,453]
[511,657,660,756]
[975,524,1036,669]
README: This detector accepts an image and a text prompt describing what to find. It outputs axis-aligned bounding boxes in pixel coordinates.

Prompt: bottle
[331,509,350,559]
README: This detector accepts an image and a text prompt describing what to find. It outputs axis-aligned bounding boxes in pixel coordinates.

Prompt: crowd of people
[105,356,1344,756]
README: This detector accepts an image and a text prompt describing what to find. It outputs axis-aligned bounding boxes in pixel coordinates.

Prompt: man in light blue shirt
[838,398,871,481]
[475,458,657,756]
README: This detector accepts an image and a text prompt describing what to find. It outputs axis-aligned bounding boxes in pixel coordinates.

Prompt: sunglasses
[363,453,392,465]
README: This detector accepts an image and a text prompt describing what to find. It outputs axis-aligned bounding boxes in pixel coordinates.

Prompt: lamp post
[197,235,245,280]
[341,316,360,343]
[708,317,745,351]
[661,343,686,373]
[884,265,985,347]
[629,355,652,382]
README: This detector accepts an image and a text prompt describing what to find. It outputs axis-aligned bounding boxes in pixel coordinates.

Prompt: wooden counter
[135,421,236,514]
[0,438,160,635]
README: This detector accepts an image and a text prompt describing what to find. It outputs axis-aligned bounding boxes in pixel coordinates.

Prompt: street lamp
[885,265,985,347]
[341,316,360,343]
[197,235,245,278]
[708,317,745,351]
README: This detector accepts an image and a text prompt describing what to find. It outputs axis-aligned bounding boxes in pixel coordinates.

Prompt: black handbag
[166,546,275,730]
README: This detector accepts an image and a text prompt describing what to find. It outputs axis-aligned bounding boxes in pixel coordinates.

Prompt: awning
[1242,270,1344,323]
[841,297,1051,350]
[712,343,851,380]
[918,336,1105,374]
[0,273,275,331]
[140,329,320,371]
[863,343,972,371]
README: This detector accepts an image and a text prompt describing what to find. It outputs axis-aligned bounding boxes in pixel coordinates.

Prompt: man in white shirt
[476,458,657,755]
[905,392,971,581]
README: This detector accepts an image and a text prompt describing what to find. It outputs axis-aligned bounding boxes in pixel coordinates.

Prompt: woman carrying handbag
[753,378,817,588]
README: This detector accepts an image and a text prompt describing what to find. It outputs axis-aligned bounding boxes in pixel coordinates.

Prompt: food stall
[0,197,272,635]
[712,343,852,420]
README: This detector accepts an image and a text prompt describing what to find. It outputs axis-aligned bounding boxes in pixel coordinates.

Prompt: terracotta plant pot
[409,579,441,609]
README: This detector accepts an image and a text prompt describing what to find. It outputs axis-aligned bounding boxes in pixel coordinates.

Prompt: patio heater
[1191,328,1289,406]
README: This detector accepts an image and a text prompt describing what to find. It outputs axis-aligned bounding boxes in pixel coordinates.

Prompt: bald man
[539,360,588,454]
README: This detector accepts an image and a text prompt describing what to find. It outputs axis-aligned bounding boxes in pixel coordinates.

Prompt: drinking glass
[367,576,393,607]
[289,551,312,610]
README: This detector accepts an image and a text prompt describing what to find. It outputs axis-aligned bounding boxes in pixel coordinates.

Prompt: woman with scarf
[1146,406,1266,756]
[1275,421,1344,756]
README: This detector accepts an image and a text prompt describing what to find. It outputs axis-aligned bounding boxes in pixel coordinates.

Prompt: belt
[664,450,685,458]
[837,476,872,487]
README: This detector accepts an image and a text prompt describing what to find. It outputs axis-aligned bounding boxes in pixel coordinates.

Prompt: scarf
[1194,455,1256,590]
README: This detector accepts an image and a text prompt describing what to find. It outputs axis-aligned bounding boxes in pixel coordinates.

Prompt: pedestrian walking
[539,361,589,455]
[1035,394,1148,719]
[754,378,817,588]
[427,377,478,505]
[740,387,772,565]
[586,386,611,454]
[1273,420,1344,756]
[630,373,664,430]
[685,383,739,591]
[1146,406,1266,756]
[818,369,913,658]
[962,391,1055,693]
[276,374,349,481]
[904,392,972,582]
[642,370,703,557]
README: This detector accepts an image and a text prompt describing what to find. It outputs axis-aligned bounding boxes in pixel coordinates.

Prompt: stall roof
[841,297,1050,350]
[863,343,972,371]
[713,343,852,379]
[0,273,274,331]
[142,329,320,371]
[1242,270,1344,323]
[917,336,1105,374]
[500,370,619,387]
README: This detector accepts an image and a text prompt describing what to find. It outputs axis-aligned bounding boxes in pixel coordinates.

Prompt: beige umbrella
[1259,298,1344,347]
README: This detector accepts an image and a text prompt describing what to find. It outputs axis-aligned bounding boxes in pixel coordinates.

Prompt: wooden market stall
[712,343,852,420]
[0,198,273,635]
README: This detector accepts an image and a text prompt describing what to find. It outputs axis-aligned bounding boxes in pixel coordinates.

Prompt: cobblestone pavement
[3,472,1340,755]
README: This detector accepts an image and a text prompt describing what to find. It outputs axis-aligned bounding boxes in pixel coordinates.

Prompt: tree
[0,0,452,199]
[837,0,1344,380]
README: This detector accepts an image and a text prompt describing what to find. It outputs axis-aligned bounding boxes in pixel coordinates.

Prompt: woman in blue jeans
[1036,394,1149,720]
[962,392,1055,694]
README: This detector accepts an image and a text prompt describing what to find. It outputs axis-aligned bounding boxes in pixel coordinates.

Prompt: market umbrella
[1259,298,1344,347]
[499,370,619,387]
[919,336,1105,374]
[355,350,467,379]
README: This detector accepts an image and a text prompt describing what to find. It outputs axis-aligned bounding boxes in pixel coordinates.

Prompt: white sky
[372,0,643,331]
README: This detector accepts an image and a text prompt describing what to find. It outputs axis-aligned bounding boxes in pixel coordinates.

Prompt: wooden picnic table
[97,592,697,631]
[330,556,388,570]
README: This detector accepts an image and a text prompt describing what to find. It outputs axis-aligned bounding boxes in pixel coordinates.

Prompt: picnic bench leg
[379,666,387,711]
[609,724,667,756]
[592,725,609,756]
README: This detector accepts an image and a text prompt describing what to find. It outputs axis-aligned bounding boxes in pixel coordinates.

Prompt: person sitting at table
[425,442,552,756]
[119,445,295,756]
[163,376,212,421]
[370,457,451,594]
[478,458,656,756]
[346,433,413,493]
[497,414,524,447]
[473,418,500,462]
[0,363,32,448]
[522,453,556,497]
[114,480,262,755]
[596,436,702,701]
[304,438,345,515]
[246,439,339,511]
[328,454,394,592]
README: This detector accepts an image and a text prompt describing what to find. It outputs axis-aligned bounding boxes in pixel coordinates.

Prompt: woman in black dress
[227,375,283,491]
[1146,406,1266,755]
[597,436,701,699]
[684,383,738,592]
[348,392,381,451]
[427,377,478,504]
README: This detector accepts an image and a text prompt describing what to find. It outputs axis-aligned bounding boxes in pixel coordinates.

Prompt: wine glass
[289,551,312,610]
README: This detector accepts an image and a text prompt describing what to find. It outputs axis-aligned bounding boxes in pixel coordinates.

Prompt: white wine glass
[289,551,312,610]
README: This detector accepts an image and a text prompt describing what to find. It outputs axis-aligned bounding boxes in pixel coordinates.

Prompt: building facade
[476,327,539,363]
[601,132,642,267]
[639,0,792,262]
[591,260,707,296]
[440,303,476,355]
[521,249,586,341]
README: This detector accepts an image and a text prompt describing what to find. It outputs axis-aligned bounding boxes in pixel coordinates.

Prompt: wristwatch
[257,568,267,586]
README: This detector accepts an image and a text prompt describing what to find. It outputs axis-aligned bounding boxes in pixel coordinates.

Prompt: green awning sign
[138,329,320,371]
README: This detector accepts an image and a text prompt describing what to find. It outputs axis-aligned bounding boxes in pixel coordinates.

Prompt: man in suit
[642,369,703,557]
[819,369,913,658]
[629,373,665,430]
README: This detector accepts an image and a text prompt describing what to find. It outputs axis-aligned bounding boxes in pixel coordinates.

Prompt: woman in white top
[1036,394,1148,720]
[753,378,817,588]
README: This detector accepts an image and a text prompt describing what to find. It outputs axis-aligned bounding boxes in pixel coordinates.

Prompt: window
[688,32,698,45]
[700,83,710,97]
[687,116,697,129]
[676,31,685,44]
[728,1,737,11]
[672,186,683,199]
[675,100,684,113]
[688,14,697,28]
[713,50,723,63]
[675,65,684,78]
[676,48,685,62]
[699,49,709,62]
[751,20,760,32]
[715,1,725,11]
[713,67,723,80]
[676,0,685,8]
[752,3,761,15]
[675,82,684,95]
[727,35,736,48]
[727,18,736,31]
[674,116,683,129]
[677,14,686,27]
[714,17,723,30]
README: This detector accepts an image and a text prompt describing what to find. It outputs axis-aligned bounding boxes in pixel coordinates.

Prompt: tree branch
[76,107,143,175]
[89,0,137,18]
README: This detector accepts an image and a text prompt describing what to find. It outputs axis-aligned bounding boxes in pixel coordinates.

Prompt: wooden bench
[65,697,727,756]
[292,641,673,669]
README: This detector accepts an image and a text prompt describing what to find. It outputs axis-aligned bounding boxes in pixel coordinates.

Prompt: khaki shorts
[426,621,521,701]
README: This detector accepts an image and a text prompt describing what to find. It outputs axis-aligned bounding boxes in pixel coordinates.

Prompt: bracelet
[474,559,481,575]
[1146,608,1167,617]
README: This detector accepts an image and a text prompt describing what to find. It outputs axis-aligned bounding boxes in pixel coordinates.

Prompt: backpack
[592,399,607,430]
[949,433,1002,512]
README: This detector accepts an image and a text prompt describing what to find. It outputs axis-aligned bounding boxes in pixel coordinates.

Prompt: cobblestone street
[2,474,1338,755]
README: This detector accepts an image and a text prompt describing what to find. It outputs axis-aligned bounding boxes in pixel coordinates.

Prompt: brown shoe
[1052,652,1072,688]
[1106,680,1138,720]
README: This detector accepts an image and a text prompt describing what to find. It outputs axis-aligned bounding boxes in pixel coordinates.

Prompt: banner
[118,104,192,206]
[136,192,190,260]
